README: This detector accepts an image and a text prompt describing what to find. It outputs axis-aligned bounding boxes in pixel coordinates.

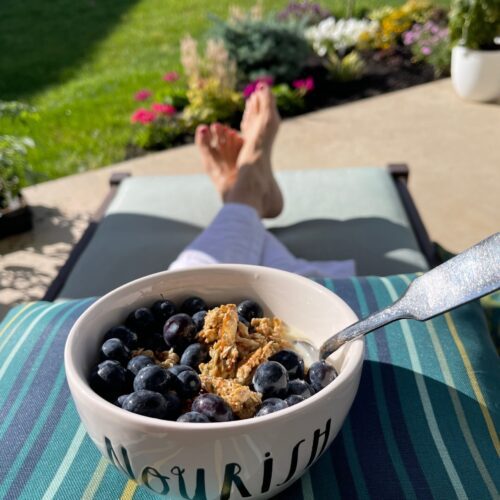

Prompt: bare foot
[236,83,283,218]
[195,123,243,199]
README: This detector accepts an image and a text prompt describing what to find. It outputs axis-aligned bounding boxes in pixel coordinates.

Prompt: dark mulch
[298,48,437,114]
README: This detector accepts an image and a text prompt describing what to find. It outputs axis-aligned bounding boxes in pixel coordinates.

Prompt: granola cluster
[197,304,291,418]
[132,348,179,369]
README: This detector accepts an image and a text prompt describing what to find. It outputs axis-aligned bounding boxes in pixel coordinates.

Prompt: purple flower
[421,46,432,56]
[243,76,274,98]
[292,76,314,92]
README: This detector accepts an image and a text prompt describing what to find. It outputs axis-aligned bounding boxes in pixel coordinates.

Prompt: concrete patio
[1,79,499,319]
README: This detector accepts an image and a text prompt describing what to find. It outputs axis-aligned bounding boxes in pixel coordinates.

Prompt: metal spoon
[314,232,500,361]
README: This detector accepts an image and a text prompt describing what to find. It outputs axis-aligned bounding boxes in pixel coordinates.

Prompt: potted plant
[449,0,500,101]
[0,102,36,238]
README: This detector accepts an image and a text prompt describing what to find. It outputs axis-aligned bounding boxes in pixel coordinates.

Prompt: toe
[195,125,211,148]
[227,129,244,156]
[210,123,226,149]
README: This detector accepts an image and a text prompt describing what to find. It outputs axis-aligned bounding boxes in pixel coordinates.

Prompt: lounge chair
[1,165,497,499]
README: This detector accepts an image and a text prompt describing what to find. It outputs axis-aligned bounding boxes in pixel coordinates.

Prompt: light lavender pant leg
[169,203,356,278]
[261,232,356,278]
[169,204,266,270]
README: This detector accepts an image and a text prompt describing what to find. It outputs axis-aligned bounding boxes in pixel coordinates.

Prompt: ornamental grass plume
[205,38,238,91]
[181,35,200,82]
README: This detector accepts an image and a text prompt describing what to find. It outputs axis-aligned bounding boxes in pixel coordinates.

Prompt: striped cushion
[0,275,498,499]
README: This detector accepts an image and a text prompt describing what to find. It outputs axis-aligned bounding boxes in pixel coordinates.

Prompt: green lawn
[0,0,450,185]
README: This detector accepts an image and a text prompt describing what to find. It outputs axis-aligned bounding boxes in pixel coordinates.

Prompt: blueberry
[192,310,207,332]
[116,394,130,407]
[252,361,289,399]
[191,394,234,422]
[180,343,208,371]
[127,355,155,376]
[90,360,129,401]
[181,296,207,316]
[163,392,182,420]
[177,411,210,423]
[122,390,171,419]
[163,313,197,353]
[103,325,138,349]
[168,364,196,377]
[287,379,314,399]
[237,300,264,323]
[151,299,177,327]
[126,307,156,334]
[141,331,168,351]
[269,349,304,380]
[255,398,288,417]
[133,365,176,395]
[101,338,130,365]
[175,370,201,398]
[306,361,338,392]
[285,395,305,407]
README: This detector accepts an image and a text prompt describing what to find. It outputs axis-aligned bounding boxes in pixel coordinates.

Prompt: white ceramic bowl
[65,265,364,499]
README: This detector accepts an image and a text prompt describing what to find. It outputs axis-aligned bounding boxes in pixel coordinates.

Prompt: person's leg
[261,231,356,278]
[170,84,282,270]
[169,203,266,269]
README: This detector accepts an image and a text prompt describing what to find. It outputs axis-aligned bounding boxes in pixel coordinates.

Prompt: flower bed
[128,0,452,155]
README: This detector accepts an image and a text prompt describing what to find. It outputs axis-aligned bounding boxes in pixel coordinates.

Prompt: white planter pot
[451,45,500,102]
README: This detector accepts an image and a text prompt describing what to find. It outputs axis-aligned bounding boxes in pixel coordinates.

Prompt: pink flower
[163,71,179,82]
[131,108,156,124]
[403,31,415,45]
[134,89,152,101]
[292,76,314,93]
[152,103,176,116]
[243,76,274,98]
[421,46,432,56]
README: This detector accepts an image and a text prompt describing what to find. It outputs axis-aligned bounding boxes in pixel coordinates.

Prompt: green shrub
[449,0,500,49]
[183,78,243,125]
[0,102,37,209]
[272,84,306,116]
[157,86,189,110]
[133,117,186,150]
[211,15,313,82]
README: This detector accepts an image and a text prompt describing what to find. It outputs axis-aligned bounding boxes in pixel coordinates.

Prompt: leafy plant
[0,102,37,210]
[133,117,186,150]
[403,22,451,77]
[325,51,366,81]
[211,15,313,82]
[272,83,306,116]
[183,77,243,124]
[157,86,189,110]
[449,0,500,50]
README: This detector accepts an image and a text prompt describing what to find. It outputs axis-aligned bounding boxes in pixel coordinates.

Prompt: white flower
[305,16,378,54]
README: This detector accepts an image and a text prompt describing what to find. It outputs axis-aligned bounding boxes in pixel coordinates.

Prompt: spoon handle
[320,232,500,360]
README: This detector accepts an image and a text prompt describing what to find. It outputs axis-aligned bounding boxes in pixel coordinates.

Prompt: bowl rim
[64,264,364,432]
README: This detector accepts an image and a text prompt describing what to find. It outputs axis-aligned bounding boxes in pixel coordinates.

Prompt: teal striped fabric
[0,275,498,499]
